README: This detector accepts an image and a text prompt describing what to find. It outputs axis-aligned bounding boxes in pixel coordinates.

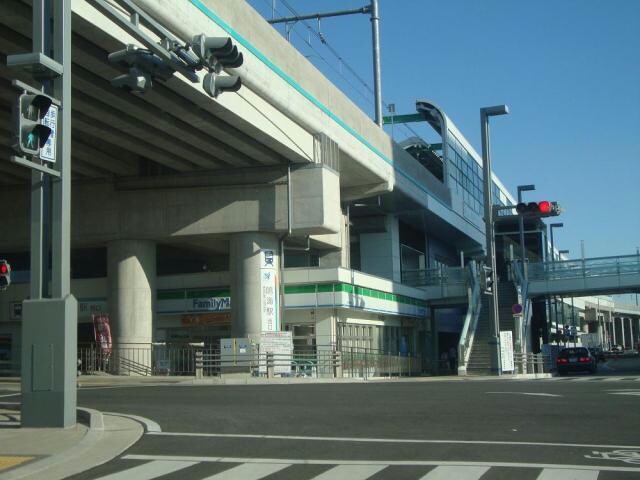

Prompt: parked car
[556,347,597,375]
[610,345,624,355]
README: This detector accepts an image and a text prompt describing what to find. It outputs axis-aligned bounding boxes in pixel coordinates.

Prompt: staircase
[465,281,519,375]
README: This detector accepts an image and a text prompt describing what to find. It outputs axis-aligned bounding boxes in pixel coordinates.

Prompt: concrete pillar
[230,232,280,339]
[319,212,350,268]
[360,214,401,283]
[108,240,156,374]
[628,317,634,350]
[621,317,627,348]
[612,317,617,346]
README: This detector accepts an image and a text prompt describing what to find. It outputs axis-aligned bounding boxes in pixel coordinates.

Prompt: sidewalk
[0,404,144,480]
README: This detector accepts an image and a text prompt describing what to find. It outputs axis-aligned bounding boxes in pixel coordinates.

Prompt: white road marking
[146,431,640,450]
[0,393,20,398]
[420,465,489,479]
[94,460,196,479]
[536,468,598,479]
[311,464,387,480]
[122,455,640,473]
[486,392,562,397]
[201,462,289,479]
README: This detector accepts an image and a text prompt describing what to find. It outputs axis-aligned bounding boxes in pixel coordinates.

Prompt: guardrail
[402,266,466,288]
[527,254,640,282]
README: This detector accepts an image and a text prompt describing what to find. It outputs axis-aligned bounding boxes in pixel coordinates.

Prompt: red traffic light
[538,201,552,214]
[515,201,560,218]
[0,262,8,274]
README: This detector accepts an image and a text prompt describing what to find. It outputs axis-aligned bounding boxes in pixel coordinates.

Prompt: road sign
[40,104,58,162]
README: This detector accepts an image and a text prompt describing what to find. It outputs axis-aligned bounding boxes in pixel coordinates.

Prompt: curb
[0,408,144,480]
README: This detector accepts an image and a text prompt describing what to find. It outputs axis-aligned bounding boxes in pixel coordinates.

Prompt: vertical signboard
[259,331,292,375]
[40,105,58,163]
[500,330,515,372]
[260,249,279,332]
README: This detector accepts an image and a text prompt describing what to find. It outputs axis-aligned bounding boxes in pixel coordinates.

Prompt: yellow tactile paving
[0,456,34,471]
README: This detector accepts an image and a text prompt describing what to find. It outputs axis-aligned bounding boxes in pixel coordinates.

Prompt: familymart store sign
[157,288,231,314]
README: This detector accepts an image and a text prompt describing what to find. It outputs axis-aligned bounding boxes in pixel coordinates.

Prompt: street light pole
[549,223,563,344]
[480,105,509,376]
[517,185,535,274]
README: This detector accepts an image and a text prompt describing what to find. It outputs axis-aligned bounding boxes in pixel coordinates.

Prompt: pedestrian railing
[527,254,640,282]
[512,352,552,375]
[78,343,197,376]
[198,346,421,379]
[402,266,466,288]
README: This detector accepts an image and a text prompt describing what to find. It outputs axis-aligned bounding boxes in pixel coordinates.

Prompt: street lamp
[549,222,563,343]
[549,223,564,262]
[480,104,509,376]
[517,185,535,270]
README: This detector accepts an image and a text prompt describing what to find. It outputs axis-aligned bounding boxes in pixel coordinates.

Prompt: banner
[500,330,515,372]
[93,314,112,354]
[260,249,279,332]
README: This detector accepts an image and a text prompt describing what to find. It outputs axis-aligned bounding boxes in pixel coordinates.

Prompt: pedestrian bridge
[525,254,640,297]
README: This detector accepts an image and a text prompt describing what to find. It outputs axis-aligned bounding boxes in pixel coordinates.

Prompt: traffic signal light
[108,45,176,94]
[12,92,53,156]
[0,260,11,291]
[480,265,495,295]
[515,201,560,218]
[191,34,243,98]
[191,35,243,71]
[202,72,242,98]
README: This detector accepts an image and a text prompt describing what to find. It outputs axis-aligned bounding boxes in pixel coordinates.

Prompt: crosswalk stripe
[310,464,387,479]
[94,460,197,480]
[419,465,489,479]
[536,468,599,479]
[200,462,289,480]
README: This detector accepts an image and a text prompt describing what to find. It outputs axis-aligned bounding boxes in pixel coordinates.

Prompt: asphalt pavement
[65,374,640,479]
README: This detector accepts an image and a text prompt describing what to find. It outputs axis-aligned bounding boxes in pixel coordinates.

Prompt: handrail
[457,261,481,372]
[527,253,640,281]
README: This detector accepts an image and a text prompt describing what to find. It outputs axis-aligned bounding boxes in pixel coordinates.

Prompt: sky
[247,0,640,261]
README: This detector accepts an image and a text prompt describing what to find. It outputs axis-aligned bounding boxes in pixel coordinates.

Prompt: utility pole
[269,1,383,126]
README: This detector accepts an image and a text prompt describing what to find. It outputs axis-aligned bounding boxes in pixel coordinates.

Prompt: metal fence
[513,352,552,375]
[199,347,421,379]
[78,344,196,376]
[76,344,421,379]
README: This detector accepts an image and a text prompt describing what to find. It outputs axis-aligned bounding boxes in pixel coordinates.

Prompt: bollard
[334,351,342,378]
[195,350,203,379]
[266,352,274,379]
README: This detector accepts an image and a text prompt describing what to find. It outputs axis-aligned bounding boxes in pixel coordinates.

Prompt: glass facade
[446,130,511,216]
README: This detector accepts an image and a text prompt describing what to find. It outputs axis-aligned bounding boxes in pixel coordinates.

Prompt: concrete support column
[621,317,627,349]
[108,240,156,374]
[230,232,280,339]
[612,317,618,346]
[360,215,401,283]
[319,212,350,268]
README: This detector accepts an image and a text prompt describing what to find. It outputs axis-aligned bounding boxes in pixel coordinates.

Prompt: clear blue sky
[248,0,640,260]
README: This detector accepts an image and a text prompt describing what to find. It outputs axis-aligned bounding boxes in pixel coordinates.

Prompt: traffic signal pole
[8,0,77,428]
